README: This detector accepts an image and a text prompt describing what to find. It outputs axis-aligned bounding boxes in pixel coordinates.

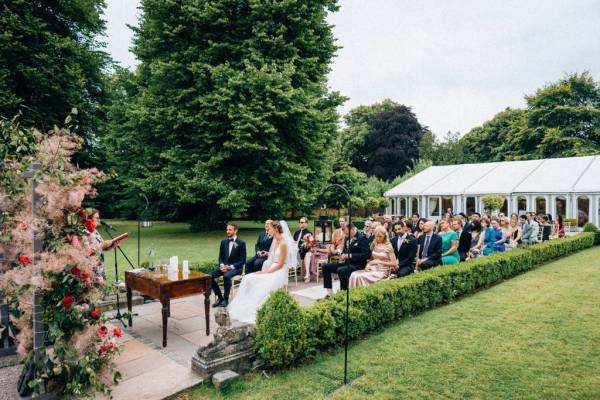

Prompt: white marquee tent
[384,155,600,227]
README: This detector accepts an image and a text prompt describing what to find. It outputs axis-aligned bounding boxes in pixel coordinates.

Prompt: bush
[255,290,308,368]
[582,223,600,244]
[189,261,215,274]
[256,233,595,368]
[333,217,365,230]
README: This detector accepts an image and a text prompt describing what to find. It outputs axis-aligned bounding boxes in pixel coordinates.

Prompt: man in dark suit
[210,223,247,307]
[452,218,472,261]
[245,220,273,274]
[391,221,417,277]
[416,220,442,270]
[322,224,371,293]
[293,217,312,259]
[410,212,420,234]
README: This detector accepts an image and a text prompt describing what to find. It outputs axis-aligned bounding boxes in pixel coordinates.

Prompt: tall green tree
[0,0,110,164]
[125,0,343,227]
[354,105,424,181]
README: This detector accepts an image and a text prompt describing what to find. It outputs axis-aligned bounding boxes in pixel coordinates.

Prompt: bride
[228,220,297,324]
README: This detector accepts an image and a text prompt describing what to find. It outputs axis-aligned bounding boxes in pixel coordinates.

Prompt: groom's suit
[322,232,371,291]
[210,237,247,301]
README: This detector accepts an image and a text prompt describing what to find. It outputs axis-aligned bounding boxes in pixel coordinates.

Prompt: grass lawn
[185,246,600,400]
[102,220,302,282]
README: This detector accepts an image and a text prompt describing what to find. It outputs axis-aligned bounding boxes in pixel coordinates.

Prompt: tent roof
[385,155,600,197]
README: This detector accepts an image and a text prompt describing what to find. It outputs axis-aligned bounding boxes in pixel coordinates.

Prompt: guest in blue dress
[482,218,495,256]
[491,219,506,252]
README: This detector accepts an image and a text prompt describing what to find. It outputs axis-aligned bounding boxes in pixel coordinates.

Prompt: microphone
[101,221,117,231]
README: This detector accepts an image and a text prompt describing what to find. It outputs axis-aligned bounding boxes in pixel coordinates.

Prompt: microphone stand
[102,225,135,328]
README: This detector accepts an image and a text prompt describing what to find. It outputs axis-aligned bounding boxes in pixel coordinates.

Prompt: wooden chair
[229,265,245,299]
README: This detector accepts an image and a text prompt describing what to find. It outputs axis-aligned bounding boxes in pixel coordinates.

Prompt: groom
[210,223,247,308]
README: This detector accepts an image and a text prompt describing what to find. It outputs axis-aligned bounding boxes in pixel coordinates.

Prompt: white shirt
[228,236,237,255]
[397,233,407,251]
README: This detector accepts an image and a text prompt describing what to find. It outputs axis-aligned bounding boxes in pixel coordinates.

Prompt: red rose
[90,307,101,319]
[98,345,107,355]
[85,279,92,289]
[108,341,117,351]
[84,219,96,233]
[112,327,122,337]
[61,296,75,308]
[80,271,90,280]
[97,326,108,338]
[18,256,31,265]
[70,265,81,276]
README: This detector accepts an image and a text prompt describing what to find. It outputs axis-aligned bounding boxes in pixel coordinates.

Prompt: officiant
[245,220,273,274]
[210,223,247,308]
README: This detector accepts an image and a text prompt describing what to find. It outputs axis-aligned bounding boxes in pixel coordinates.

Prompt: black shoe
[212,298,223,308]
[218,299,229,308]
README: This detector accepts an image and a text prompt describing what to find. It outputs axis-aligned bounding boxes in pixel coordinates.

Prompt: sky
[103,0,600,137]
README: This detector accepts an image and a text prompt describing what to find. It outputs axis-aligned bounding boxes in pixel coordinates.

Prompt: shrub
[256,233,595,368]
[189,261,215,274]
[481,194,505,211]
[582,223,600,245]
[255,290,308,368]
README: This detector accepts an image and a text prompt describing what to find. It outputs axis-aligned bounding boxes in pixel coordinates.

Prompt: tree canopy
[101,0,344,227]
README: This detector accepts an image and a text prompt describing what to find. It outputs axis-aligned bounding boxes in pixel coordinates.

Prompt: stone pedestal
[191,309,256,378]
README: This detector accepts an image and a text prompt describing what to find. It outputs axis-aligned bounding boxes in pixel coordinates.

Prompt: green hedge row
[255,233,596,368]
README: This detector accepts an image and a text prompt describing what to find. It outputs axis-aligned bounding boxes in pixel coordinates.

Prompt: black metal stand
[103,226,135,328]
[321,184,352,385]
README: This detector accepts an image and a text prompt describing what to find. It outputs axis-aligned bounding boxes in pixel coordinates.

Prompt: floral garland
[0,126,121,396]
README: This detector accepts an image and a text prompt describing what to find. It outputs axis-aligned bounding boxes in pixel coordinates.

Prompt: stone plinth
[191,309,256,378]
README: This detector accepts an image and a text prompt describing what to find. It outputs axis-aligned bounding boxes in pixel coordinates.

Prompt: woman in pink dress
[349,227,397,288]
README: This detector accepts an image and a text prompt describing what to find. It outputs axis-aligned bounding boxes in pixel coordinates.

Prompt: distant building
[384,155,600,227]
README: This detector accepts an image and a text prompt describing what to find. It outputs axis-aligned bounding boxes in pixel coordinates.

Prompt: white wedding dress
[228,221,297,324]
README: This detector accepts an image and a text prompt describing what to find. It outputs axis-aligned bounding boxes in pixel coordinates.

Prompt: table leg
[161,296,169,347]
[126,286,133,327]
[204,281,210,335]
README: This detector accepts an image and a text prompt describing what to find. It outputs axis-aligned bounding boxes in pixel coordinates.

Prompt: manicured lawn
[186,246,600,400]
[102,220,301,282]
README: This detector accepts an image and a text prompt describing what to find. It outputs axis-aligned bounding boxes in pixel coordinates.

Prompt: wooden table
[125,270,211,347]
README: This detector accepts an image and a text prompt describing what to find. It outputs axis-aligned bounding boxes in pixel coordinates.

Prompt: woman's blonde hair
[371,226,391,250]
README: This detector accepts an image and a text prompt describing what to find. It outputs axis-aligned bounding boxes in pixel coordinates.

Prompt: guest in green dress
[438,220,460,265]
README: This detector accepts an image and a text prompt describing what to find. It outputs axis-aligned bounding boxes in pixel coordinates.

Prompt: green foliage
[419,130,466,165]
[459,73,600,162]
[481,195,506,211]
[354,105,425,181]
[0,0,110,165]
[255,233,595,368]
[104,0,344,226]
[255,290,308,368]
[582,223,600,244]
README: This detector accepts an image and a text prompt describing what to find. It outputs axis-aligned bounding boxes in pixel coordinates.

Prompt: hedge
[255,233,596,367]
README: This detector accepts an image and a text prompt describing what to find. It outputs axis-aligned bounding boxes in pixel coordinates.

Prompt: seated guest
[469,221,483,259]
[491,219,506,252]
[293,217,312,259]
[414,218,427,239]
[410,213,420,233]
[439,219,460,265]
[539,215,551,241]
[210,223,247,307]
[391,221,417,277]
[362,220,375,244]
[452,217,471,262]
[470,212,481,224]
[522,212,539,244]
[554,215,565,238]
[416,221,442,270]
[245,220,273,274]
[482,217,495,255]
[302,234,328,283]
[350,226,397,287]
[330,216,347,255]
[507,219,522,249]
[322,224,371,294]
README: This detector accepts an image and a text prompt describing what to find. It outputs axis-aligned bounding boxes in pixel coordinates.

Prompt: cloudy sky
[103,0,600,136]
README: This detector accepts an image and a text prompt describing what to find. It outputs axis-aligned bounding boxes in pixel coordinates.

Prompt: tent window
[399,198,406,216]
[555,196,567,218]
[429,197,440,217]
[411,198,419,216]
[466,197,476,215]
[441,196,453,214]
[577,196,589,227]
[536,197,546,215]
[518,196,527,213]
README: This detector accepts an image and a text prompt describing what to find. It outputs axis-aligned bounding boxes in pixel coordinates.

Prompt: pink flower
[108,341,117,351]
[96,276,104,287]
[85,279,92,289]
[97,326,108,338]
[70,235,80,247]
[61,296,75,308]
[98,345,107,355]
